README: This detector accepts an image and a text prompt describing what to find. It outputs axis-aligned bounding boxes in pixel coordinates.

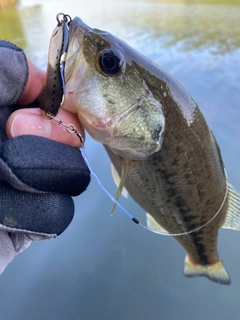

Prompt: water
[0,0,240,319]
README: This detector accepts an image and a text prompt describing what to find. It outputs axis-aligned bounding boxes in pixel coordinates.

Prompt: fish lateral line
[38,13,240,284]
[47,116,228,237]
[81,146,229,235]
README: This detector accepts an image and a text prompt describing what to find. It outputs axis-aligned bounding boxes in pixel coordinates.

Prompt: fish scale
[40,14,240,285]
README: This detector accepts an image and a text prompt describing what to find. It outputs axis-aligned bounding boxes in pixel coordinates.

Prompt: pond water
[0,0,240,319]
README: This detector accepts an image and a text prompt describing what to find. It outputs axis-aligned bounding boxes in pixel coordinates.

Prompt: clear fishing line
[44,13,228,237]
[50,116,228,237]
[80,146,139,224]
[80,145,229,237]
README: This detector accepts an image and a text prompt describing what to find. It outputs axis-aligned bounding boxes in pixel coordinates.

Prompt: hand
[7,60,83,148]
[0,40,90,274]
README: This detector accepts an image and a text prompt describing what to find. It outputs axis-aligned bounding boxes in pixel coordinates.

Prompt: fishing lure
[39,13,71,117]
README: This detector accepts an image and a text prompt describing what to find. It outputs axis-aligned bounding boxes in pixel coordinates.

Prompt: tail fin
[184,255,231,285]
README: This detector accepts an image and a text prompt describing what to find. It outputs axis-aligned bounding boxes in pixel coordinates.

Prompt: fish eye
[98,50,122,75]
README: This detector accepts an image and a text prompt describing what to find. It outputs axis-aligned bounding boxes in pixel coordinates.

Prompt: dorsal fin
[221,183,240,230]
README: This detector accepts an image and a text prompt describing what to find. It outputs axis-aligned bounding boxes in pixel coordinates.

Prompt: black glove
[0,40,90,273]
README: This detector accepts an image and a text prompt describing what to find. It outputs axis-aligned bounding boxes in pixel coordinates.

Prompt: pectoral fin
[221,183,240,230]
[111,159,129,215]
[110,162,128,198]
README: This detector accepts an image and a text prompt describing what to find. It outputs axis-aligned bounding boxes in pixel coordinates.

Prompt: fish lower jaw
[76,113,153,159]
[77,111,115,144]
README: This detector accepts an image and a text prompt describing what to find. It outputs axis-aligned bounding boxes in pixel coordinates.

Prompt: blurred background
[0,0,240,319]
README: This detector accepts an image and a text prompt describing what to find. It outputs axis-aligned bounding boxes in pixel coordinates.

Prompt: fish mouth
[77,99,163,160]
[64,17,165,160]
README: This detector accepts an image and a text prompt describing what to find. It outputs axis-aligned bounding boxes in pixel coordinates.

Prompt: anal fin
[146,213,169,233]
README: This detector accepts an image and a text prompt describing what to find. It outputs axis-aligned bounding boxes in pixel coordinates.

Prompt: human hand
[6,59,84,148]
[0,40,90,274]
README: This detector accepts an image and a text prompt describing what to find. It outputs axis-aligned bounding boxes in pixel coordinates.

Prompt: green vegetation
[0,0,18,7]
[0,6,26,48]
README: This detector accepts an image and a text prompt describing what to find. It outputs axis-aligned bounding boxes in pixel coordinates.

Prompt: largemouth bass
[40,15,240,285]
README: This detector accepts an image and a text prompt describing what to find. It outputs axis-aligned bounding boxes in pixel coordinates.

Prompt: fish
[40,16,240,285]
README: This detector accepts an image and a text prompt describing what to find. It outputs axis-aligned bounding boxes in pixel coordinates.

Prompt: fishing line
[80,147,139,224]
[49,116,228,237]
[44,12,228,237]
[140,179,228,236]
[81,145,229,236]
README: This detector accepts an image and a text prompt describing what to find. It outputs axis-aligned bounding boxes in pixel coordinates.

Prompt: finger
[6,108,84,149]
[17,60,45,105]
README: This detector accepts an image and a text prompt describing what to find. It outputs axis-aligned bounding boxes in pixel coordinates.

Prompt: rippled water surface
[0,0,240,319]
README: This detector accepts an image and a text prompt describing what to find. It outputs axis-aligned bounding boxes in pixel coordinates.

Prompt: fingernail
[11,113,51,138]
